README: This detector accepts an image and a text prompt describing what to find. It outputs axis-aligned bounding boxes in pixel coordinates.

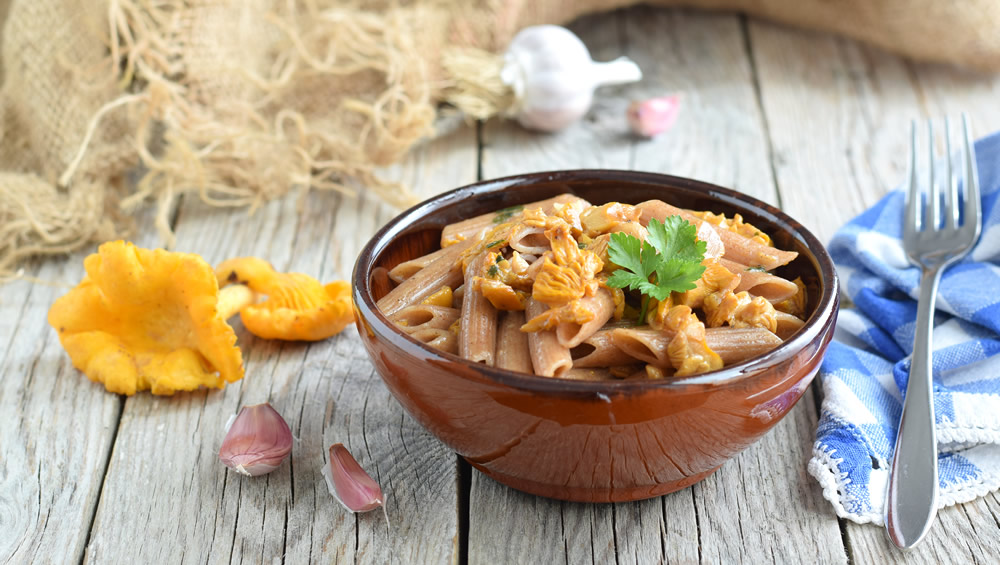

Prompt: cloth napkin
[808,132,1000,525]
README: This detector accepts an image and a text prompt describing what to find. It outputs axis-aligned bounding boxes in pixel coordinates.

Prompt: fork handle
[885,265,942,548]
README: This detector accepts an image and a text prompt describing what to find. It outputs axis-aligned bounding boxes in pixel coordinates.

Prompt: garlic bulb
[627,95,681,137]
[218,403,293,476]
[500,25,642,132]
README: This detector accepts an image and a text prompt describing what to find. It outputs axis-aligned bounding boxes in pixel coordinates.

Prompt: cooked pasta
[496,310,532,373]
[378,196,809,380]
[458,251,499,365]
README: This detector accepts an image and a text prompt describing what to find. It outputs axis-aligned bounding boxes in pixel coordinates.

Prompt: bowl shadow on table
[353,170,838,503]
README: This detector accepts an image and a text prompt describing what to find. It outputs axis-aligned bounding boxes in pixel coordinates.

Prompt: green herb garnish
[485,239,505,249]
[746,266,767,272]
[492,205,524,224]
[578,241,588,249]
[606,216,707,321]
[487,264,499,277]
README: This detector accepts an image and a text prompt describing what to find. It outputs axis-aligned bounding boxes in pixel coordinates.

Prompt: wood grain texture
[82,120,477,564]
[0,257,123,564]
[0,207,173,563]
[748,16,1000,563]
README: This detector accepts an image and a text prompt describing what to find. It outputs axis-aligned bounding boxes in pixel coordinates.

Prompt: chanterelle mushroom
[215,257,354,341]
[47,241,252,395]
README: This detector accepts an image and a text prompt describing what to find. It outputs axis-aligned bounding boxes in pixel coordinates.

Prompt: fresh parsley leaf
[492,205,524,224]
[605,216,707,317]
[645,215,707,264]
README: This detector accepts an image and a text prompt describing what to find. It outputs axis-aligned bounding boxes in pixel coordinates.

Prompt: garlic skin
[501,25,642,132]
[627,95,681,137]
[322,443,385,513]
[218,403,293,476]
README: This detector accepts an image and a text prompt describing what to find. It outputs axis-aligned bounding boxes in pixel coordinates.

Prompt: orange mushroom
[47,241,252,395]
[215,257,354,341]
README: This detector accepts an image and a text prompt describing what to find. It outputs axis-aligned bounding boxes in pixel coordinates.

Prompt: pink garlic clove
[322,443,385,513]
[218,403,293,476]
[627,95,681,137]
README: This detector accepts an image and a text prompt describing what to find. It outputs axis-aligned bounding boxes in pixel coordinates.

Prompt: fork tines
[905,113,981,236]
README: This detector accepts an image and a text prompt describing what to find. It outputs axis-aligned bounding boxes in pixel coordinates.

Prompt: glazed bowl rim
[352,169,839,393]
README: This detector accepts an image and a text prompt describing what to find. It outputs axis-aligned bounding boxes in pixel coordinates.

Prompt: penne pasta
[377,235,479,317]
[408,327,459,354]
[774,311,806,339]
[636,200,798,270]
[508,225,551,255]
[496,311,533,373]
[570,329,636,367]
[391,305,460,332]
[718,258,799,303]
[611,326,784,367]
[441,194,589,247]
[610,327,672,367]
[388,246,452,283]
[458,252,498,365]
[704,327,783,364]
[555,288,616,348]
[525,298,573,377]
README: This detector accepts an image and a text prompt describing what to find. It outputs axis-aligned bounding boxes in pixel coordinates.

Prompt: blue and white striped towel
[809,132,1000,525]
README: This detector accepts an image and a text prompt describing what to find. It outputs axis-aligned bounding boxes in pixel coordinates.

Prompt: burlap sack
[1,0,998,277]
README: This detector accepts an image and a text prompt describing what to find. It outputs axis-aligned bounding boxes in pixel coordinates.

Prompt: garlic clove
[218,403,293,476]
[501,25,642,132]
[627,95,681,138]
[322,443,385,513]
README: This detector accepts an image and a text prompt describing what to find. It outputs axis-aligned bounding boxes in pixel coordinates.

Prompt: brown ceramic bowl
[352,171,838,503]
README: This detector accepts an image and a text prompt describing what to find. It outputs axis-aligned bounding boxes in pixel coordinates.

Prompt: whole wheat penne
[704,327,783,364]
[441,194,588,247]
[388,246,453,283]
[496,311,532,373]
[612,326,785,368]
[636,200,797,270]
[525,298,572,377]
[509,225,551,255]
[409,327,459,354]
[718,258,799,303]
[570,329,636,367]
[377,235,479,317]
[391,305,460,332]
[610,327,672,367]
[555,288,616,348]
[458,252,498,365]
[774,311,806,339]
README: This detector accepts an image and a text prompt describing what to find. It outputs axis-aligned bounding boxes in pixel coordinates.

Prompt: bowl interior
[356,170,836,388]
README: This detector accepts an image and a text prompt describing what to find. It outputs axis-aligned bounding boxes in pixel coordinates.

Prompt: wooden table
[3,6,1000,564]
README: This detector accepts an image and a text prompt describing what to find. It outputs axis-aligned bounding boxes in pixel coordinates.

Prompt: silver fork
[885,114,982,549]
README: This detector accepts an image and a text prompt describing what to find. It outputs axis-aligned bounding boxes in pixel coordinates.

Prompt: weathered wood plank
[0,211,170,563]
[0,259,122,564]
[83,119,477,564]
[748,17,1000,563]
[470,7,836,564]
